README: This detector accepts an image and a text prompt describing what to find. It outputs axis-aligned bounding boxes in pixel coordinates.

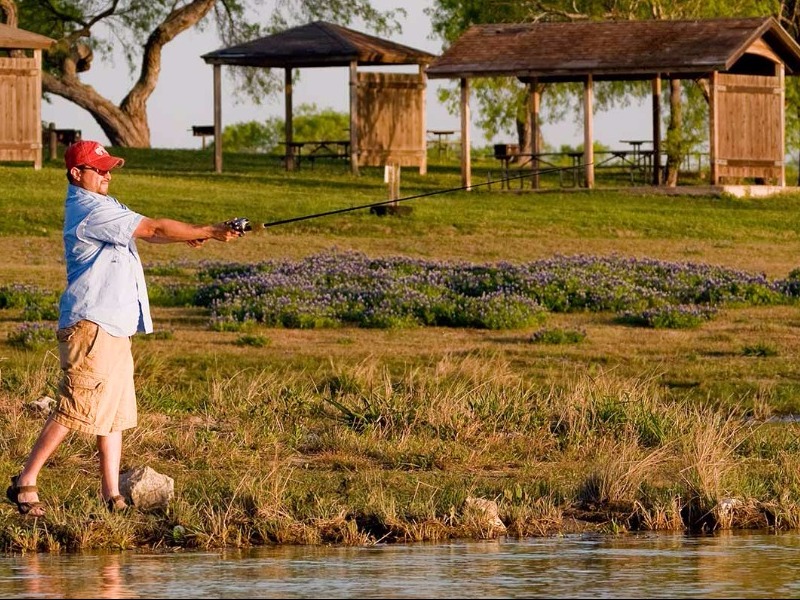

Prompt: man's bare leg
[97,431,123,501]
[15,418,71,505]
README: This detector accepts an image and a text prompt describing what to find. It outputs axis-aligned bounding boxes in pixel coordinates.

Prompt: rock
[714,497,742,529]
[27,396,55,414]
[120,466,174,511]
[464,496,507,532]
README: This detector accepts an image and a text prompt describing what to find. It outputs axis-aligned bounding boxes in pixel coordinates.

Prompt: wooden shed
[202,21,435,175]
[0,22,54,169]
[426,17,800,190]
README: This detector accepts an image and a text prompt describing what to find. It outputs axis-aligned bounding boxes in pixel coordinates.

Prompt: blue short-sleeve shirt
[58,184,153,337]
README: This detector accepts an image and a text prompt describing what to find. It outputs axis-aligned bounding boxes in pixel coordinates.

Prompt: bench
[191,125,215,149]
[42,124,82,160]
[306,151,349,169]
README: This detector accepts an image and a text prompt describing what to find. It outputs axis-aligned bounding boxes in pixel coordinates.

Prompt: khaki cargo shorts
[51,320,137,435]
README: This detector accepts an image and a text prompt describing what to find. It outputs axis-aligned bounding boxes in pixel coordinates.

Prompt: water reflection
[2,531,800,598]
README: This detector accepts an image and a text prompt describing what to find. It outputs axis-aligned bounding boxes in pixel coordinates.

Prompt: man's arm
[133,217,239,244]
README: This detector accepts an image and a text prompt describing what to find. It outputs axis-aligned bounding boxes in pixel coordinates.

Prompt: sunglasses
[79,165,111,177]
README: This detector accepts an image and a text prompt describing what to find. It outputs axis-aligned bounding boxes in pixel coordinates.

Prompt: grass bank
[1,150,800,551]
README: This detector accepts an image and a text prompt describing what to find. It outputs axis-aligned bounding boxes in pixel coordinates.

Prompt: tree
[776,0,800,183]
[222,103,349,153]
[11,0,402,147]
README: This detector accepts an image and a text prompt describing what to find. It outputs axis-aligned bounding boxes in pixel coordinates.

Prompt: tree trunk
[41,0,217,147]
[42,73,151,146]
[665,79,682,187]
[517,116,532,155]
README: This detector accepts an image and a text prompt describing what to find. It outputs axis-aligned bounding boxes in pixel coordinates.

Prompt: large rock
[119,466,174,511]
[464,496,507,533]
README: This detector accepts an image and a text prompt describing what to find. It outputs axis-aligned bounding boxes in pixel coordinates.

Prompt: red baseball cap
[65,140,125,171]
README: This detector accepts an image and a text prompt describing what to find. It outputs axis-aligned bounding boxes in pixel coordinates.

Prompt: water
[2,531,799,598]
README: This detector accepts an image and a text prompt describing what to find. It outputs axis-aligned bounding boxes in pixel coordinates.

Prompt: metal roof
[0,23,55,50]
[202,20,436,68]
[427,17,800,82]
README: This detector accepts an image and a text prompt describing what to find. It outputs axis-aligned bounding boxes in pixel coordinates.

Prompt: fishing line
[258,162,589,229]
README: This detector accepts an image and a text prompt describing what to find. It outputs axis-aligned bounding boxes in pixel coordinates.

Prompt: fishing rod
[224,162,589,234]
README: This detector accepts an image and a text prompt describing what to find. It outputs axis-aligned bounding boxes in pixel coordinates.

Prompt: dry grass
[4,159,800,548]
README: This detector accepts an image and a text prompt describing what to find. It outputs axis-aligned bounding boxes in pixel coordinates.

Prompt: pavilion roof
[202,20,436,68]
[427,17,800,82]
[0,23,55,50]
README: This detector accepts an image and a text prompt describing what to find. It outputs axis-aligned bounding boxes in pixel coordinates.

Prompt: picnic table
[492,148,584,189]
[427,129,456,157]
[280,140,351,169]
[191,125,215,149]
[619,140,653,170]
[491,145,661,189]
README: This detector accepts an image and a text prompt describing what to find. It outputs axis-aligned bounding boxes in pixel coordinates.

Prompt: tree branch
[42,71,132,142]
[121,0,216,113]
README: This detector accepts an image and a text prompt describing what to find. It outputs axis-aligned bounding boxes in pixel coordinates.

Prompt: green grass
[3,148,800,550]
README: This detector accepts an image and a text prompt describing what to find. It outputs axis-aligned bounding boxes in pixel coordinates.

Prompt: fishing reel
[225,217,252,236]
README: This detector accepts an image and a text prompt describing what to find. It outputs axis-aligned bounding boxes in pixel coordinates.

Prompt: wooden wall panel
[0,54,41,165]
[356,72,426,168]
[716,72,782,182]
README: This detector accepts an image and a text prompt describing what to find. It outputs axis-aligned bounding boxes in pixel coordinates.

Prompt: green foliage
[0,285,60,321]
[0,285,57,310]
[235,334,271,347]
[290,104,351,142]
[147,283,198,308]
[222,104,350,153]
[742,342,778,357]
[7,322,56,349]
[529,328,586,345]
[221,121,278,154]
[618,305,716,329]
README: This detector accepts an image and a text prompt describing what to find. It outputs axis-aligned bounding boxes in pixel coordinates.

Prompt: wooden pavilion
[202,21,436,175]
[0,22,54,169]
[426,17,800,190]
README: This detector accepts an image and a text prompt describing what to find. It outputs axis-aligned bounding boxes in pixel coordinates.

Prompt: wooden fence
[356,72,426,171]
[715,72,783,183]
[0,53,43,167]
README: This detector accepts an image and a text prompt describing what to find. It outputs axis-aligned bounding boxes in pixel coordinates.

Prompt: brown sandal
[105,495,130,513]
[6,475,45,517]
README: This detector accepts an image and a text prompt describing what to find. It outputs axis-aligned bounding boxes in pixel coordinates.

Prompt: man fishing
[7,140,244,516]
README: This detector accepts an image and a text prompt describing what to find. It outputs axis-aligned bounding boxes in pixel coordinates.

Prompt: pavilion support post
[34,49,42,170]
[529,79,540,189]
[284,67,294,171]
[709,71,719,185]
[460,77,471,190]
[583,75,594,189]
[779,63,785,187]
[47,122,57,160]
[349,60,360,176]
[213,63,222,173]
[651,75,662,185]
[419,63,428,175]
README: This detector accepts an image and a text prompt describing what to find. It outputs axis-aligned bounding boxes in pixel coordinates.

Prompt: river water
[1,531,799,598]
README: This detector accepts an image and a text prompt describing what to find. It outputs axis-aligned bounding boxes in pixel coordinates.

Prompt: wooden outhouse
[427,17,800,189]
[0,22,54,169]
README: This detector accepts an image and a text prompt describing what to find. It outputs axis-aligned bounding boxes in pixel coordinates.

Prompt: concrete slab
[628,185,800,197]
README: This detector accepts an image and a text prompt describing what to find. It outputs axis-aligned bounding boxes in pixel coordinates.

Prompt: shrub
[235,334,270,347]
[742,343,778,357]
[618,304,717,329]
[7,322,56,349]
[529,328,586,344]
